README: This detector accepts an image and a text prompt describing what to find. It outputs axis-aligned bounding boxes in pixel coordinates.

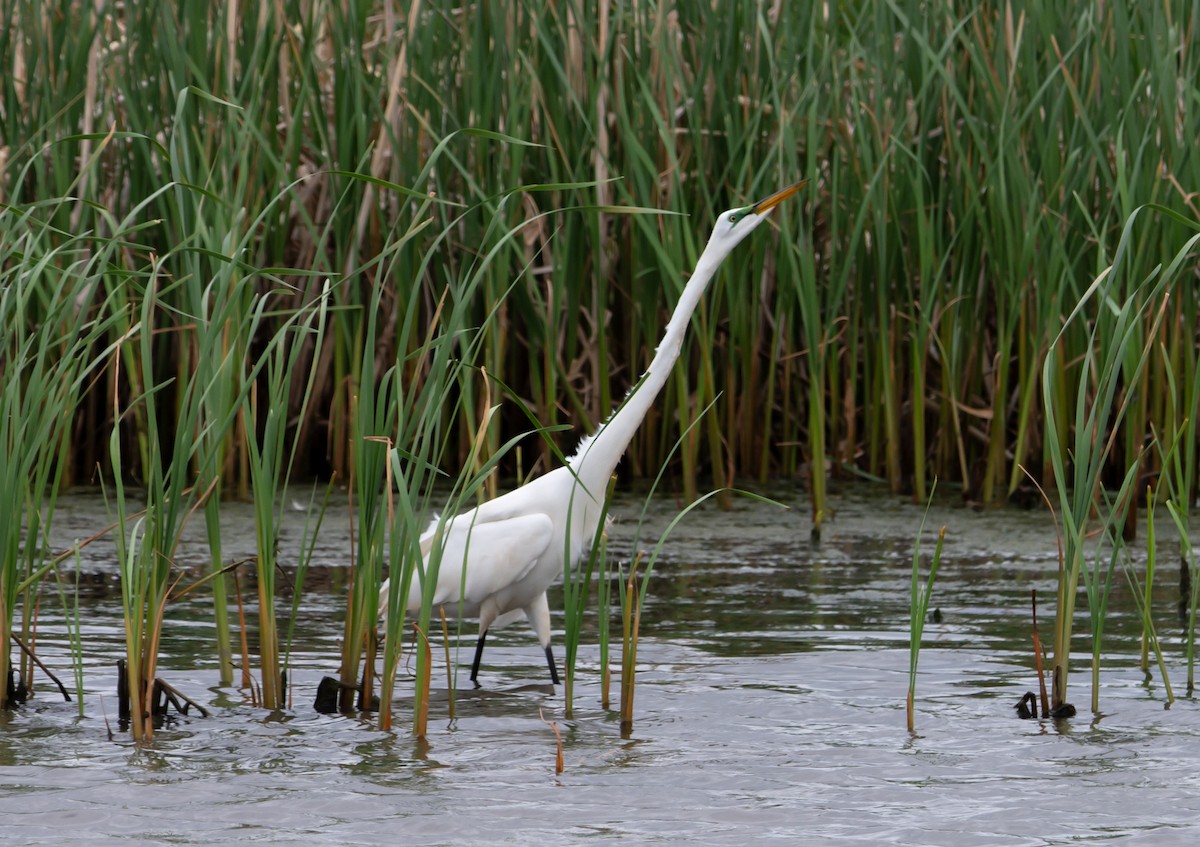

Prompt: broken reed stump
[314,674,378,714]
[5,667,29,707]
[116,659,209,726]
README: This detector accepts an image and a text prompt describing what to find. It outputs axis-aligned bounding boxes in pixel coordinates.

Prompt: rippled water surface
[3,487,1200,845]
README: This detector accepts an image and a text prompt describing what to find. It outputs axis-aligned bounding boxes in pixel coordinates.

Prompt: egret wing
[421,512,555,611]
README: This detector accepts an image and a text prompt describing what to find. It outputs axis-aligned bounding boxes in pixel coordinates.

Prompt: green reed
[1168,502,1200,692]
[54,551,88,712]
[242,282,329,710]
[1130,489,1174,705]
[907,494,945,734]
[339,275,396,715]
[596,528,615,710]
[338,192,439,717]
[374,171,561,734]
[1141,488,1158,676]
[0,196,121,709]
[166,86,261,689]
[561,478,615,718]
[6,1,1200,507]
[1084,502,1135,713]
[1042,204,1200,713]
[107,257,198,743]
[1157,334,1200,688]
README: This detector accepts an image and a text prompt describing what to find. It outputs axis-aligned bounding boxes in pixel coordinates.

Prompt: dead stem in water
[539,707,564,775]
[1031,590,1049,719]
[620,552,644,737]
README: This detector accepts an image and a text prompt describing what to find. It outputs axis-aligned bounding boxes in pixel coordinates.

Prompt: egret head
[707,178,809,257]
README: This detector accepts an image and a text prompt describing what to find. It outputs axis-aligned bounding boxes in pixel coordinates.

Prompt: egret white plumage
[381,179,808,685]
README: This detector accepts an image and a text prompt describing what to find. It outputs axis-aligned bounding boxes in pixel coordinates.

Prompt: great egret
[382,179,808,685]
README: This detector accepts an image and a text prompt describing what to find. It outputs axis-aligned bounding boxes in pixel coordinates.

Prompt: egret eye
[728,214,738,223]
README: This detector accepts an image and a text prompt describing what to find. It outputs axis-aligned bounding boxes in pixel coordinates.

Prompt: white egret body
[383,180,807,685]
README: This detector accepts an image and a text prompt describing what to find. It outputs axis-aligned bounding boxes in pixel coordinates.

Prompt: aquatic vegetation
[1156,344,1200,692]
[373,175,557,733]
[1167,502,1200,693]
[0,200,122,709]
[107,257,210,742]
[907,491,945,734]
[560,482,613,720]
[1131,489,1174,705]
[5,0,1200,743]
[1042,204,1200,713]
[241,282,330,710]
[3,1,1198,501]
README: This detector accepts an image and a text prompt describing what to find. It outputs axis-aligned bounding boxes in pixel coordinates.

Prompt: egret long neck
[569,246,726,496]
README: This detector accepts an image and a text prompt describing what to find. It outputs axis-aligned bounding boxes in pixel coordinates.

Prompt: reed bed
[3,0,1200,726]
[1,0,1195,507]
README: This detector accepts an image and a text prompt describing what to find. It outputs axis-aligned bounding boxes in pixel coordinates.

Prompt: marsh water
[3,486,1200,845]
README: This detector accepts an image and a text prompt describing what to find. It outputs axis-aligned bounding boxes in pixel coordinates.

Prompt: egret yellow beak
[751,179,810,215]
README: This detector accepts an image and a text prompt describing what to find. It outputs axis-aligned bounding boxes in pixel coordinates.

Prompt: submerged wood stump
[116,660,210,726]
[5,668,29,707]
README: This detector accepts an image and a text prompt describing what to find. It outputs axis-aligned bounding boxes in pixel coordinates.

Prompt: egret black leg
[470,631,488,688]
[545,645,560,686]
